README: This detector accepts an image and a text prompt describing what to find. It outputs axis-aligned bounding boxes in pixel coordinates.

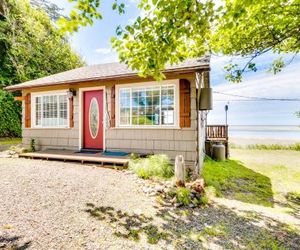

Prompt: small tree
[58,0,299,82]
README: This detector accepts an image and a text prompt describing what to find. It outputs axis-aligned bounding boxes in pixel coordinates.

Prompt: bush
[0,90,21,137]
[200,186,216,205]
[286,192,300,205]
[30,138,36,152]
[176,187,191,205]
[129,154,174,179]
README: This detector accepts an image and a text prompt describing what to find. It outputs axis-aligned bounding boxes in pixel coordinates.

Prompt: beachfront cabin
[6,57,212,170]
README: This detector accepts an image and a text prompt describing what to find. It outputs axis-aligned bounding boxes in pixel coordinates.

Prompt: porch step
[19,152,129,167]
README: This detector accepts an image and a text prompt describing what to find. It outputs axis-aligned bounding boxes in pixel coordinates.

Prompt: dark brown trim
[69,97,74,128]
[24,93,31,128]
[111,85,116,128]
[179,79,191,128]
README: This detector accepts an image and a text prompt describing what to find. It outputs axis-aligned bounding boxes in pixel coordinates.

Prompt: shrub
[0,90,21,137]
[129,154,174,179]
[230,143,300,151]
[176,187,191,205]
[30,138,36,152]
[246,143,300,151]
[286,192,300,205]
[200,186,216,205]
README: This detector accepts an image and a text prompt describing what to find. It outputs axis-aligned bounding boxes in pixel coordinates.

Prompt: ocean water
[229,125,300,140]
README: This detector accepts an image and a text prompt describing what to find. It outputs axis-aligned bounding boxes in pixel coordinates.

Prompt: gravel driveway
[1,158,300,250]
[0,158,158,250]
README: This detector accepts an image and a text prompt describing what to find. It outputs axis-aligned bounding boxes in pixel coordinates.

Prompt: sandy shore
[230,137,300,146]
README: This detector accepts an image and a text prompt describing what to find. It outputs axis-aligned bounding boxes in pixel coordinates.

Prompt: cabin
[6,57,212,170]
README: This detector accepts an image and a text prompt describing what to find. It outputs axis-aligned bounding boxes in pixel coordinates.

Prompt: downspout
[196,70,211,177]
[195,71,203,178]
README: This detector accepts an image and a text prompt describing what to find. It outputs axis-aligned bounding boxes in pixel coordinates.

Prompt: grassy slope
[0,137,22,145]
[230,149,300,197]
[203,149,300,207]
[203,157,274,207]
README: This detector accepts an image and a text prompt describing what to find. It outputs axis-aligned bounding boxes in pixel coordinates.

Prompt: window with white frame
[118,84,176,126]
[33,93,68,127]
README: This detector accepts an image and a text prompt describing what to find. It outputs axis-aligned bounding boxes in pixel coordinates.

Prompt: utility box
[199,88,213,110]
[212,143,226,161]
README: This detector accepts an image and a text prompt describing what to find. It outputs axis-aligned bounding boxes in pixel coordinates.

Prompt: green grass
[129,154,174,179]
[176,187,191,205]
[0,137,22,145]
[230,149,300,200]
[203,156,273,207]
[230,142,300,151]
[286,192,300,205]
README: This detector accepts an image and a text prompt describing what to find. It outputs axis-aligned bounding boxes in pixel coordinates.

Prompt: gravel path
[1,158,300,250]
[0,158,159,250]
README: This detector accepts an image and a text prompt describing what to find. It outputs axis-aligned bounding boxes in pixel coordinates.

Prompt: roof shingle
[6,57,209,91]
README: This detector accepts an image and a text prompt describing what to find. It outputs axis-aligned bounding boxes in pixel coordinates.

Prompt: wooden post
[175,155,185,187]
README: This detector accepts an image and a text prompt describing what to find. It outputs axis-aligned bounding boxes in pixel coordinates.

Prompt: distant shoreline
[230,125,300,131]
[230,137,299,146]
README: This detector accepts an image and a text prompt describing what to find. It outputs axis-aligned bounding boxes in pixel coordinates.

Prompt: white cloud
[95,48,112,54]
[208,60,300,125]
[212,61,300,101]
[97,54,119,64]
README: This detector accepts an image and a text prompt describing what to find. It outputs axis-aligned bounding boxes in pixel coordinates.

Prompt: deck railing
[206,125,228,140]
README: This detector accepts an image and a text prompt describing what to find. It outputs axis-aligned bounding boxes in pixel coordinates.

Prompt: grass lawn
[230,149,300,197]
[203,149,300,207]
[201,149,300,249]
[0,137,22,145]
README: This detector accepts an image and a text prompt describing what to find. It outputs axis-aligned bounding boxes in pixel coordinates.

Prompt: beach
[229,125,300,145]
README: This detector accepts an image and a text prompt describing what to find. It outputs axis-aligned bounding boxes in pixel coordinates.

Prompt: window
[33,93,69,128]
[118,84,176,127]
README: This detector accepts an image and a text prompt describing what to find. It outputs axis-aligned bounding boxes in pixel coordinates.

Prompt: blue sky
[49,0,300,126]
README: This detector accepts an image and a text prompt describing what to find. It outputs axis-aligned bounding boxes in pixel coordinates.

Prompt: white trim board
[115,79,180,129]
[31,89,70,129]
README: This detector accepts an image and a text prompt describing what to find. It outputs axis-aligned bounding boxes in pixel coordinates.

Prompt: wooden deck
[19,149,129,167]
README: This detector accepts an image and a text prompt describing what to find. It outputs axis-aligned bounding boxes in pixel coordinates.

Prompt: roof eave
[5,64,210,92]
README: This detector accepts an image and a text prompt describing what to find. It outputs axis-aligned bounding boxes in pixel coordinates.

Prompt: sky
[49,0,300,126]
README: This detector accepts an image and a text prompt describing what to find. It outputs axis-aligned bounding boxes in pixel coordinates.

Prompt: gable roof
[5,57,209,91]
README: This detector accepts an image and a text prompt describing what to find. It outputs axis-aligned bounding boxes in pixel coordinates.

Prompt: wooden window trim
[179,79,191,128]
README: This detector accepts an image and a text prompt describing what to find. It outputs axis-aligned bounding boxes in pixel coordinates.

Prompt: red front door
[83,90,103,149]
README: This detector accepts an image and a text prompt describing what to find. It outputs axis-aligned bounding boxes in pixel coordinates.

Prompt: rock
[142,187,149,193]
[189,179,205,194]
[165,180,174,188]
[170,196,177,204]
[148,192,157,197]
[195,193,201,199]
[174,202,183,208]
[189,204,196,208]
[0,153,10,158]
[134,208,142,215]
[154,184,164,193]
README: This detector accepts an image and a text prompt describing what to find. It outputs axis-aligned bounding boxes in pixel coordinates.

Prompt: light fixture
[67,88,76,99]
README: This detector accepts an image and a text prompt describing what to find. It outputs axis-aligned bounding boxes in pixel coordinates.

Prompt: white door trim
[78,86,106,150]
